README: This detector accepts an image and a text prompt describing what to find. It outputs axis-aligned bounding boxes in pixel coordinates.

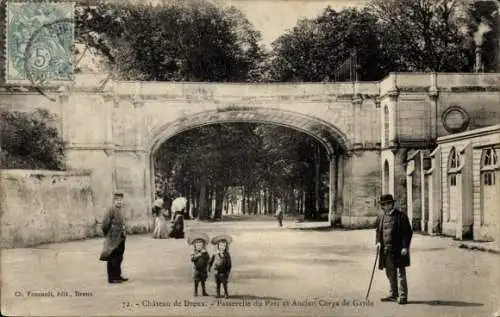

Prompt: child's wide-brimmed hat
[211,234,233,245]
[187,232,209,245]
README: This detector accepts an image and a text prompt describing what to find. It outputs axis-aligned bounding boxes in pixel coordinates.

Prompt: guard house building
[408,124,500,241]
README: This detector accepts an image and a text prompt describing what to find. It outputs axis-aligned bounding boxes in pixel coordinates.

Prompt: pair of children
[188,233,232,298]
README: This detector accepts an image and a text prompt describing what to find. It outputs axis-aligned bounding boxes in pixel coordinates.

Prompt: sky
[216,0,368,46]
[217,0,368,46]
[144,0,369,46]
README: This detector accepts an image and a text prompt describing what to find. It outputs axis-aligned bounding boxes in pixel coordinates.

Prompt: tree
[369,0,474,72]
[0,109,65,170]
[75,2,266,81]
[268,7,396,82]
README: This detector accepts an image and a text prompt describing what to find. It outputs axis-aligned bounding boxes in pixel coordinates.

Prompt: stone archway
[144,108,351,225]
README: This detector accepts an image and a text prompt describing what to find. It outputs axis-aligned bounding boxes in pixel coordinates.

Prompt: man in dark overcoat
[99,192,129,284]
[375,194,413,305]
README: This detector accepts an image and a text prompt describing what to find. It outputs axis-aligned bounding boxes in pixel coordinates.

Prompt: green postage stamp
[6,1,75,85]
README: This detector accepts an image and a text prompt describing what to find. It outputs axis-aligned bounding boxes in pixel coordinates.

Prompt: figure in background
[169,197,186,239]
[152,195,169,239]
[208,234,233,298]
[187,232,211,297]
[375,194,413,305]
[275,200,284,228]
[99,192,129,284]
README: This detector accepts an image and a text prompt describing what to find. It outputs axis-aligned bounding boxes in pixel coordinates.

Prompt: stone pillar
[424,168,434,234]
[336,153,344,218]
[428,147,442,234]
[133,98,144,148]
[424,149,439,235]
[352,95,363,145]
[132,98,150,229]
[405,151,422,231]
[114,150,149,233]
[393,149,408,213]
[420,150,430,232]
[387,91,398,147]
[428,73,439,141]
[458,144,474,239]
[103,94,116,191]
[341,149,381,227]
[406,159,415,226]
[328,154,337,225]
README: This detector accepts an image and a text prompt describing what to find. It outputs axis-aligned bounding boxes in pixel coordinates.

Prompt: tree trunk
[290,186,296,214]
[261,189,265,215]
[214,186,224,220]
[247,191,252,215]
[252,191,256,215]
[207,185,213,219]
[188,185,194,219]
[242,188,246,215]
[264,188,268,215]
[267,189,272,215]
[301,188,306,216]
[198,175,208,220]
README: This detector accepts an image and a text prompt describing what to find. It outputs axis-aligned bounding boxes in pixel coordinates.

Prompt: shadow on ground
[408,300,483,307]
[233,269,291,282]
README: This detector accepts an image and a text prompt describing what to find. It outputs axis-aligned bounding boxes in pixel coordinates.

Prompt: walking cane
[365,244,380,300]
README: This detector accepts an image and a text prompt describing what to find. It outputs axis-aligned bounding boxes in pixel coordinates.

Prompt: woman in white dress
[152,197,169,239]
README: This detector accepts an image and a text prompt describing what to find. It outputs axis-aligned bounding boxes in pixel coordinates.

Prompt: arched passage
[145,108,351,225]
[147,108,351,156]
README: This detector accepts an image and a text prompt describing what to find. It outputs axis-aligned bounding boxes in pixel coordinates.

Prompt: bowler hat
[113,192,124,198]
[211,234,233,245]
[187,232,209,245]
[380,194,395,203]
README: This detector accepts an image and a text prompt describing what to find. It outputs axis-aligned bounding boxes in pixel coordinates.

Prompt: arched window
[482,148,497,166]
[481,148,498,186]
[383,106,389,145]
[448,147,460,187]
[449,147,460,169]
[383,159,390,193]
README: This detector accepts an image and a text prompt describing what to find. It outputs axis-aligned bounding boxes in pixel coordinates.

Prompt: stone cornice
[2,73,499,104]
[437,125,500,144]
[351,142,381,151]
[381,140,437,152]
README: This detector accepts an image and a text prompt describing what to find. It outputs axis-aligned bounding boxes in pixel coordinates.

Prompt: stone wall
[342,150,381,218]
[393,149,409,212]
[1,73,499,231]
[0,170,98,248]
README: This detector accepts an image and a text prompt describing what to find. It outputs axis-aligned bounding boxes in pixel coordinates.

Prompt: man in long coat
[375,194,413,305]
[99,192,128,284]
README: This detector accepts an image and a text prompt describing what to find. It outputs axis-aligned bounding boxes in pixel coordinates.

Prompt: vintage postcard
[1,0,499,316]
